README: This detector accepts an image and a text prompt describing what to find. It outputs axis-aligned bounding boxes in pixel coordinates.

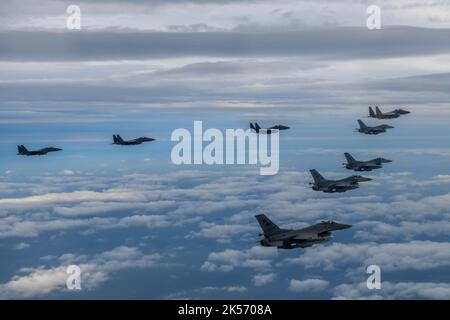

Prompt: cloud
[333,281,450,300]
[252,273,276,286]
[201,246,278,272]
[0,246,161,299]
[3,28,450,62]
[355,220,450,241]
[285,241,450,274]
[59,170,75,176]
[199,285,247,293]
[14,242,30,250]
[1,169,450,244]
[165,284,247,299]
[187,222,255,242]
[289,278,329,292]
[3,0,450,32]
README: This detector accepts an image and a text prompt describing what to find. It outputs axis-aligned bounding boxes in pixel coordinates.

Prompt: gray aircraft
[113,134,155,145]
[343,152,392,171]
[255,214,352,249]
[357,120,394,135]
[310,169,372,193]
[250,122,290,134]
[17,145,62,156]
[369,106,410,119]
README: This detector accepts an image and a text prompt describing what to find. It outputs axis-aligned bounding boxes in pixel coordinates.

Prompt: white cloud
[3,0,450,31]
[0,246,161,299]
[165,284,247,299]
[59,170,74,176]
[187,222,255,242]
[201,246,278,272]
[252,273,276,286]
[199,286,247,293]
[334,281,450,300]
[289,278,330,292]
[14,242,30,250]
[285,241,450,274]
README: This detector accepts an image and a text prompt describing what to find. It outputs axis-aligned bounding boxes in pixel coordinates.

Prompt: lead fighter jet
[255,214,352,249]
[357,120,394,135]
[369,106,410,119]
[17,145,62,156]
[250,122,290,134]
[113,134,155,145]
[343,152,392,171]
[309,169,372,193]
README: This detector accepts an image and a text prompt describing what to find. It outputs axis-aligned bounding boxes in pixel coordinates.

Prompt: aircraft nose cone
[383,159,393,163]
[360,177,372,182]
[339,223,352,230]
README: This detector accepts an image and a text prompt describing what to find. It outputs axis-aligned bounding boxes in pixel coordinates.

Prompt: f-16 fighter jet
[17,145,62,156]
[250,122,290,134]
[357,120,394,135]
[113,134,155,145]
[255,214,352,249]
[369,106,410,119]
[309,169,372,193]
[343,152,392,171]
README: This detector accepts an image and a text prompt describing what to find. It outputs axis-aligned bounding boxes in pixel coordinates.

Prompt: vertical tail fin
[344,152,356,164]
[250,123,255,130]
[255,122,261,132]
[357,120,367,129]
[375,106,382,117]
[18,145,28,155]
[255,214,281,236]
[310,169,325,183]
[369,106,375,117]
[113,135,117,143]
[116,135,124,143]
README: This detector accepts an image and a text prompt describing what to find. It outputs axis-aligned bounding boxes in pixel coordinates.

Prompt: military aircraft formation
[16,134,156,156]
[357,106,409,135]
[15,106,409,250]
[308,106,408,194]
[369,106,410,119]
[257,105,409,249]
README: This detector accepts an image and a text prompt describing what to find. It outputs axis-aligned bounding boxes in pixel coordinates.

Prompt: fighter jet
[113,134,155,145]
[343,152,392,172]
[357,120,394,135]
[250,122,290,134]
[369,106,410,119]
[17,145,62,156]
[309,169,372,193]
[255,214,352,249]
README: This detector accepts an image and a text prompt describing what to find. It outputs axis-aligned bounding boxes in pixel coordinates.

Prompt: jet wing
[333,182,353,187]
[291,231,320,240]
[363,163,380,168]
[278,227,321,241]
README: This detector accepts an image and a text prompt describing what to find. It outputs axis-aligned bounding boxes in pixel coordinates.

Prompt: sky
[0,0,450,299]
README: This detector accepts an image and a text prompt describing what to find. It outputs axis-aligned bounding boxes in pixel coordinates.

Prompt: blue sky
[1,0,450,299]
